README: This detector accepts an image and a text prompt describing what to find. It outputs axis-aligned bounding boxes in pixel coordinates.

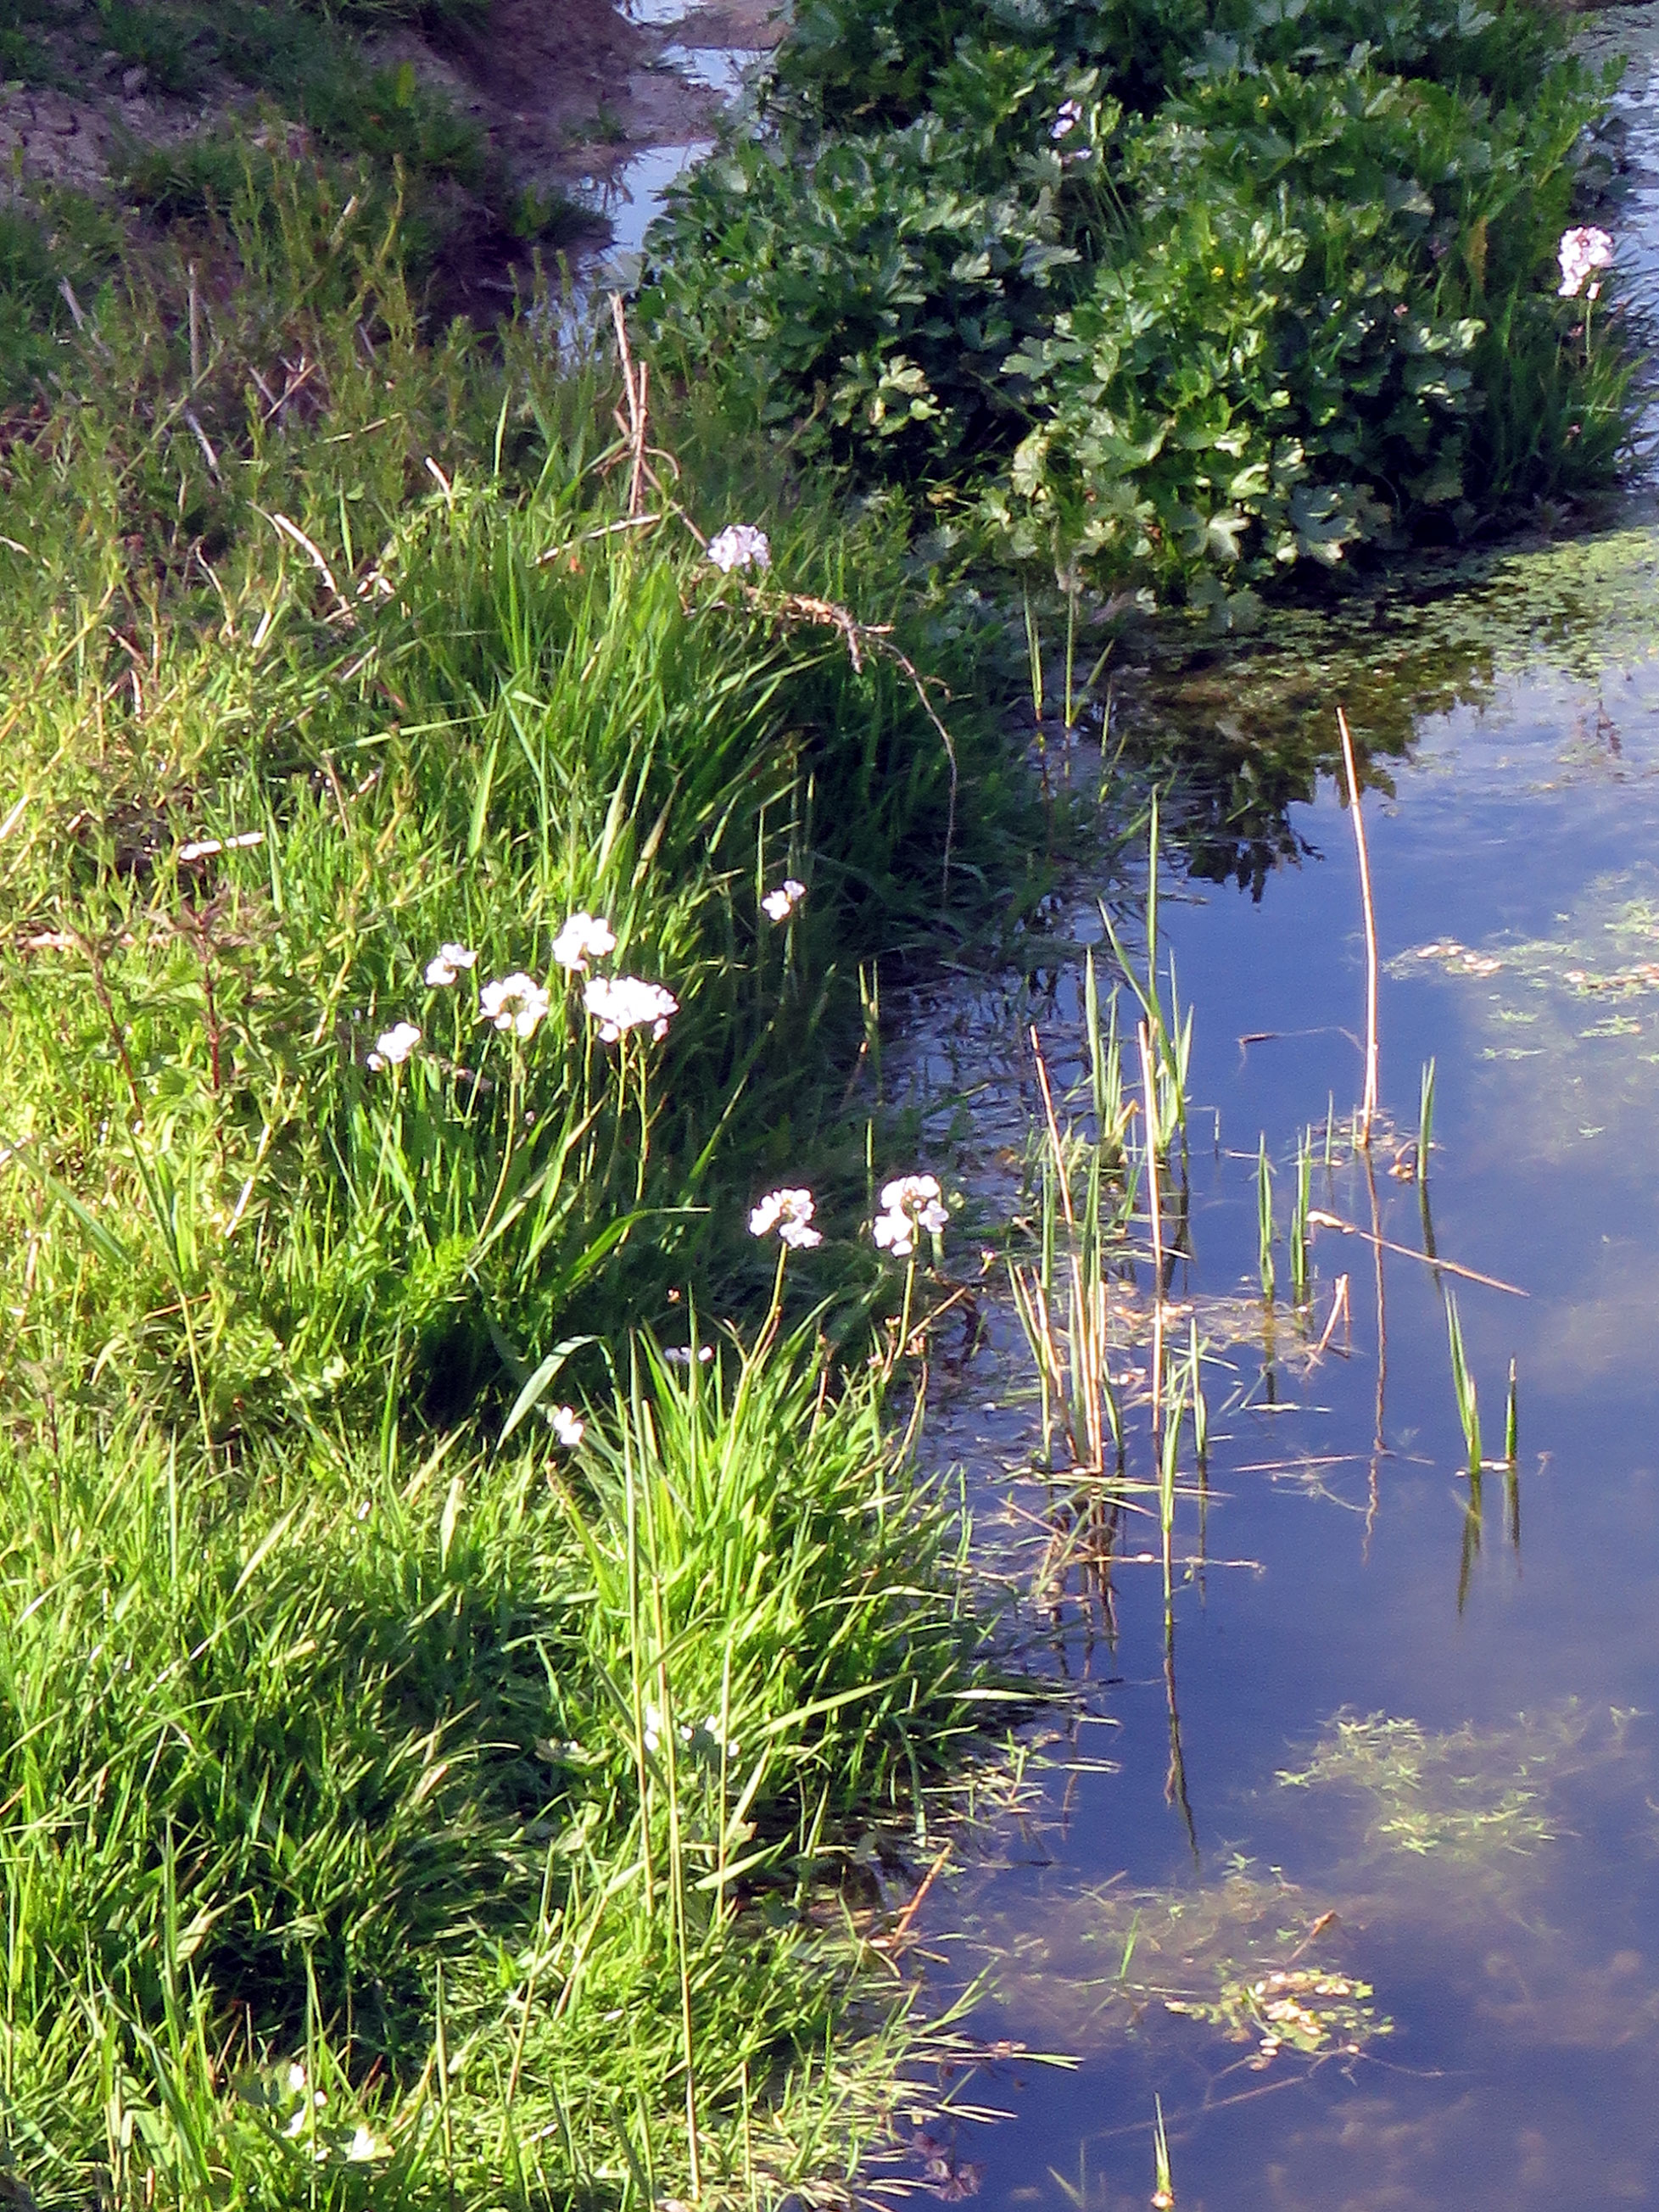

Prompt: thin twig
[1306,1209,1525,1295]
[1314,1272,1351,1356]
[265,511,355,625]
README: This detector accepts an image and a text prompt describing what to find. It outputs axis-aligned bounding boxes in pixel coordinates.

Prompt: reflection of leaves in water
[1122,524,1659,899]
[1388,873,1659,1156]
[1275,1706,1611,1866]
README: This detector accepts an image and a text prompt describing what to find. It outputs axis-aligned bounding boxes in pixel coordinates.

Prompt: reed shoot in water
[1445,1291,1482,1476]
[1290,1126,1313,1306]
[1505,1357,1519,1467]
[1257,1137,1276,1301]
[1152,2093,1176,2209]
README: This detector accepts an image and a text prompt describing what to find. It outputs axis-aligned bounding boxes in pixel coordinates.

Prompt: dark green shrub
[640,0,1631,596]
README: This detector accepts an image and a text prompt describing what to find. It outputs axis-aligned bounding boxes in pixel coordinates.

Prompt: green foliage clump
[0,158,1008,2207]
[639,0,1632,600]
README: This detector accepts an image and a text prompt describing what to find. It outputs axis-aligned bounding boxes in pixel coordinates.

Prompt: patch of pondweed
[1276,1704,1614,1867]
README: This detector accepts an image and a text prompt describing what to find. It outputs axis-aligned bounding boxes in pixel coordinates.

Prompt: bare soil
[0,0,775,215]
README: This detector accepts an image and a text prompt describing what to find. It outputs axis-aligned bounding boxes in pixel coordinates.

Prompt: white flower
[872,1172,948,1257]
[479,972,551,1038]
[1557,225,1614,299]
[664,1344,714,1366]
[552,911,617,971]
[748,1186,823,1248]
[1052,98,1082,139]
[424,942,478,986]
[550,1405,585,1448]
[761,878,807,922]
[705,524,771,574]
[285,2063,308,2097]
[344,2125,387,2163]
[366,1020,422,1070]
[584,974,679,1042]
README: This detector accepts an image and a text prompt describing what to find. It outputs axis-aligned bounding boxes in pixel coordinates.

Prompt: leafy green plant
[640,0,1631,598]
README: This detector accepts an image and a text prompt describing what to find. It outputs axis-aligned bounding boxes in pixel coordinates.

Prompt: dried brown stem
[1337,706,1379,1146]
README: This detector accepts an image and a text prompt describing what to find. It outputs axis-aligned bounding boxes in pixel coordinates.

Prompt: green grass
[0,151,1026,2209]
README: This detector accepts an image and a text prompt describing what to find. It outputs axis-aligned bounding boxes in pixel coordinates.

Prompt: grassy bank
[0,150,1025,2208]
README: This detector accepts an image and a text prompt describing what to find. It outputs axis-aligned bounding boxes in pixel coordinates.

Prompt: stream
[869,8,1659,2207]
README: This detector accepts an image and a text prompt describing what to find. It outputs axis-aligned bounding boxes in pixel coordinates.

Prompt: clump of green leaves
[640,0,1631,600]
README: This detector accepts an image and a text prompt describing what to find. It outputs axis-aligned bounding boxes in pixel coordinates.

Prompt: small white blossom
[1557,225,1614,299]
[550,1405,585,1448]
[367,1020,422,1071]
[344,2126,388,2164]
[285,2063,308,2097]
[761,878,807,922]
[705,524,771,574]
[584,974,679,1042]
[479,972,551,1038]
[872,1172,948,1257]
[664,1344,714,1366]
[748,1186,823,1248]
[424,942,478,987]
[552,911,617,970]
[1052,98,1082,139]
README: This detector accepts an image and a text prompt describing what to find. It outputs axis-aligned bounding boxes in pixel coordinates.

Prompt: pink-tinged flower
[761,878,807,922]
[424,942,478,986]
[552,912,617,970]
[479,973,551,1037]
[584,974,679,1042]
[705,524,771,573]
[748,1186,823,1248]
[367,1020,422,1070]
[1557,225,1614,299]
[1052,98,1082,140]
[872,1172,948,1256]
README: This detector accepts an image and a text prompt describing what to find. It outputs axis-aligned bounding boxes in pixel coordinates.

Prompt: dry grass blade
[1337,706,1380,1147]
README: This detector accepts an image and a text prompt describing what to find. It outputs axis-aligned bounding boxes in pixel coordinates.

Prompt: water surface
[895,14,1659,2206]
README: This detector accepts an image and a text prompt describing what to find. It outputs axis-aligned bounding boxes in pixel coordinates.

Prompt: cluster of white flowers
[584,974,679,1042]
[479,972,551,1038]
[366,1020,422,1071]
[705,523,771,574]
[872,1172,947,1257]
[641,1703,739,1758]
[552,911,617,970]
[550,1405,585,1448]
[761,877,806,922]
[424,941,478,987]
[1558,225,1614,299]
[664,1343,714,1367]
[748,1186,822,1248]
